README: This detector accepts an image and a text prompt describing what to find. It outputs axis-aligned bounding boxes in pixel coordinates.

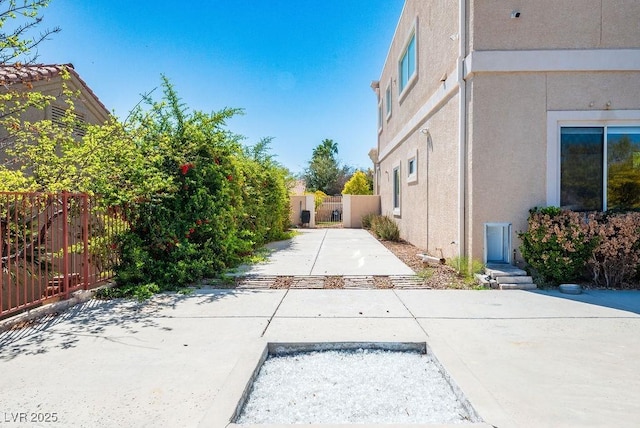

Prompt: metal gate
[315,195,342,227]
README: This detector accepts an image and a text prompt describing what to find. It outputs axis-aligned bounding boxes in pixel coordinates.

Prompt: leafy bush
[342,170,372,195]
[371,215,400,241]
[312,190,327,210]
[361,212,377,230]
[113,78,291,292]
[584,212,640,287]
[518,207,595,284]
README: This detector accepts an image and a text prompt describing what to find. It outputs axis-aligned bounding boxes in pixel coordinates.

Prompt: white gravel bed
[236,349,473,424]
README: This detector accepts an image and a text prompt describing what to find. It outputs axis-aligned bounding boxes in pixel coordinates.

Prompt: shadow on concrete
[0,289,263,361]
[531,289,640,315]
[263,237,296,252]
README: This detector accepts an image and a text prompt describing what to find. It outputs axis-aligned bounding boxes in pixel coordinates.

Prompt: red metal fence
[1,192,126,319]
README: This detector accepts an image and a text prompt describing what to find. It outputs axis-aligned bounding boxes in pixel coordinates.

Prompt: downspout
[457,0,467,262]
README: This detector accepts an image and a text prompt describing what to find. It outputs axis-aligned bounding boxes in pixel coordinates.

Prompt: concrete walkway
[235,228,415,276]
[1,288,639,427]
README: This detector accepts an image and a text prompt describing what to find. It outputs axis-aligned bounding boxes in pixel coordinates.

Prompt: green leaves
[112,78,291,291]
[1,71,292,295]
[0,0,60,65]
[519,207,596,285]
[342,170,372,195]
[304,138,352,195]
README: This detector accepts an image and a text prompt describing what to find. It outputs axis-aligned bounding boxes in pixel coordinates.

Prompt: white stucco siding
[468,70,640,262]
[378,95,459,256]
[471,0,640,51]
[546,71,640,111]
[377,0,458,158]
[467,72,548,262]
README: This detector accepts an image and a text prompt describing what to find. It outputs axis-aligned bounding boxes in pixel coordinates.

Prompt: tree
[1,72,167,202]
[0,1,61,160]
[304,139,352,195]
[312,138,338,161]
[342,170,372,195]
[0,0,60,65]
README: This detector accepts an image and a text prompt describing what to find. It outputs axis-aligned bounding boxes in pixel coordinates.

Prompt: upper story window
[399,30,417,96]
[385,82,392,119]
[377,100,383,133]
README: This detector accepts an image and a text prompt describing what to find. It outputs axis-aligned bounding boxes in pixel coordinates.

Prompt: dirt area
[374,235,473,290]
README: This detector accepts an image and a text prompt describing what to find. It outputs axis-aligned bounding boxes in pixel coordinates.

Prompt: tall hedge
[115,78,291,291]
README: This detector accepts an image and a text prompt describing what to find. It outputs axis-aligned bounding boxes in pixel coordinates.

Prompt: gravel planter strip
[237,348,474,424]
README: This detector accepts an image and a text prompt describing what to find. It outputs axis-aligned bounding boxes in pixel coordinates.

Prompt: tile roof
[0,63,109,116]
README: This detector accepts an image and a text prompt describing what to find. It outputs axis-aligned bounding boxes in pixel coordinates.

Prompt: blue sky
[35,0,405,174]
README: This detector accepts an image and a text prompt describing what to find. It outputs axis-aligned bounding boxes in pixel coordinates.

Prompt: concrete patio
[1,229,639,427]
[1,288,639,427]
[233,228,414,276]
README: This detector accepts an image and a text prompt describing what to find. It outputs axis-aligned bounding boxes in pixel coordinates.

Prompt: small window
[385,83,392,119]
[393,165,401,215]
[377,101,383,133]
[399,31,417,95]
[407,150,418,183]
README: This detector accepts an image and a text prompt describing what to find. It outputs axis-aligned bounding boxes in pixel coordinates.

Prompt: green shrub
[371,215,400,241]
[113,79,291,294]
[361,212,377,230]
[447,257,484,283]
[518,207,596,284]
[312,190,327,210]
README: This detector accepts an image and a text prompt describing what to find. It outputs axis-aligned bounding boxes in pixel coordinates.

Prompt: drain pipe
[456,0,467,264]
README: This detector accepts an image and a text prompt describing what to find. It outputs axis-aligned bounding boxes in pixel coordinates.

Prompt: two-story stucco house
[371,0,640,265]
[0,63,110,164]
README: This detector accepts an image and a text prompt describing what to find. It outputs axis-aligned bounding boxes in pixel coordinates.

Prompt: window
[393,165,401,215]
[385,83,392,119]
[377,101,383,133]
[560,126,640,211]
[407,149,417,183]
[399,31,416,95]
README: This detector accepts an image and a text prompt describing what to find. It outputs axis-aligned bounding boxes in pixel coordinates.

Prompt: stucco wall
[343,195,380,228]
[377,0,458,156]
[467,73,547,262]
[378,95,459,256]
[376,0,640,264]
[289,195,315,228]
[375,0,460,257]
[470,0,640,51]
[14,76,109,125]
[467,70,640,262]
[546,71,640,111]
[0,74,109,165]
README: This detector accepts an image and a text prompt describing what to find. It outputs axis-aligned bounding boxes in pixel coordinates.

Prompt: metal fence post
[62,191,70,300]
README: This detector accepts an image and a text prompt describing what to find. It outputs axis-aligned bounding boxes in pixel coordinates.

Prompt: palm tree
[312,138,338,161]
